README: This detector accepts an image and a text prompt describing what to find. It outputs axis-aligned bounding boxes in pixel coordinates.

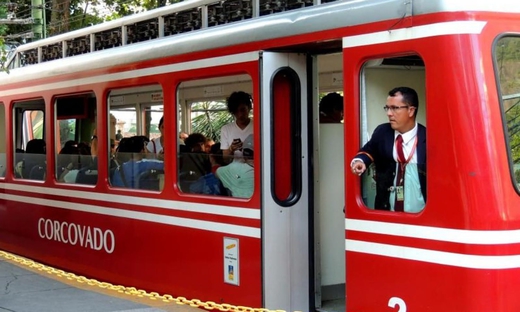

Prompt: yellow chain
[0,250,284,312]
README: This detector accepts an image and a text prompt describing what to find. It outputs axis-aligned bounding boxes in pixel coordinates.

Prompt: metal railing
[7,0,338,69]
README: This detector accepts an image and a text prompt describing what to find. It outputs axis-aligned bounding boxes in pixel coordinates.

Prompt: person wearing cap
[216,146,254,198]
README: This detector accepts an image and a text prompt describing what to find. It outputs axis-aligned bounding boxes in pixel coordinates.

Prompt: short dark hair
[26,139,46,154]
[388,87,419,117]
[184,133,207,150]
[319,92,343,114]
[227,91,252,114]
[118,136,147,154]
[158,116,164,128]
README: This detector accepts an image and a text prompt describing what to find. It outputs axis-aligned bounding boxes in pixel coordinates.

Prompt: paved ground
[0,255,201,312]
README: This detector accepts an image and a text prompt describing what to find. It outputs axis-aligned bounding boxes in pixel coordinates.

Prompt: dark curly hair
[227,91,252,114]
[319,92,343,115]
[184,133,207,151]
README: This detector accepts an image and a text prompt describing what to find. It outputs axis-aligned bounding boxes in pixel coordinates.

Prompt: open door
[261,52,311,311]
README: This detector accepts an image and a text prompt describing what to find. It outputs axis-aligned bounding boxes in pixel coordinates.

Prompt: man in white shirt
[220,91,253,163]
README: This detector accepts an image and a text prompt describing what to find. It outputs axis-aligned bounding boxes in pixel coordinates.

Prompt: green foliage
[190,101,233,142]
[505,101,520,163]
[101,0,171,17]
[4,0,180,43]
[0,6,8,72]
[0,5,8,35]
[497,37,520,62]
[497,37,520,173]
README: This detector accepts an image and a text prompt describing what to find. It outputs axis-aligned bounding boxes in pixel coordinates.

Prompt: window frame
[493,34,520,194]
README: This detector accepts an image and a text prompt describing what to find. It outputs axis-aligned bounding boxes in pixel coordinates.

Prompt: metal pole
[31,0,45,39]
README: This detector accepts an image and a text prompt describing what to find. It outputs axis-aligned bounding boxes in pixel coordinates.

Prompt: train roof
[1,0,520,85]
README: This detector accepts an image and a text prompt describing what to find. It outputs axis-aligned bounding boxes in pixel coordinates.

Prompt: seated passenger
[205,139,215,153]
[13,148,24,178]
[178,133,211,192]
[111,136,163,188]
[180,133,211,177]
[189,143,228,195]
[58,142,92,183]
[19,139,46,179]
[216,146,254,198]
[57,141,79,179]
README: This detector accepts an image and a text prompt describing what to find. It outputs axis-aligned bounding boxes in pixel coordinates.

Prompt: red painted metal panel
[272,72,293,201]
[344,11,520,312]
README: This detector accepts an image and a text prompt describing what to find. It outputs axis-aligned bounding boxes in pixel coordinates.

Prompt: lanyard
[398,135,418,165]
[396,136,418,186]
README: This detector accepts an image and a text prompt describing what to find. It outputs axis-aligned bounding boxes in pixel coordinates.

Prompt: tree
[4,0,180,42]
[496,37,520,167]
[48,0,71,35]
[1,5,9,71]
[190,101,233,142]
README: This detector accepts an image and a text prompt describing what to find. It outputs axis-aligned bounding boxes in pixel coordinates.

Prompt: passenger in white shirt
[220,91,253,163]
[147,116,164,160]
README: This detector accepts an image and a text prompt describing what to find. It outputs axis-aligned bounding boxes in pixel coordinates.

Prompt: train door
[343,35,427,311]
[261,52,311,311]
[315,53,346,311]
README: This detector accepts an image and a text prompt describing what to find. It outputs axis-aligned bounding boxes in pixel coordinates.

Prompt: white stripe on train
[4,193,260,238]
[343,21,487,48]
[1,21,488,97]
[0,193,260,239]
[345,218,520,245]
[346,239,520,269]
[0,183,259,220]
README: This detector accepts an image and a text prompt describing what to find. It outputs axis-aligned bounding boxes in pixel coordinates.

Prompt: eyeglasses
[383,105,409,112]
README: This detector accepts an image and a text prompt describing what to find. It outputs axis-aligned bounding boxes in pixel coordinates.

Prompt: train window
[13,99,46,180]
[0,103,5,178]
[495,36,520,189]
[271,68,302,205]
[176,75,253,197]
[54,94,97,184]
[357,55,426,213]
[108,85,165,191]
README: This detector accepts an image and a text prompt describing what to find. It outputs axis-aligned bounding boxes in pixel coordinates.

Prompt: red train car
[0,0,520,311]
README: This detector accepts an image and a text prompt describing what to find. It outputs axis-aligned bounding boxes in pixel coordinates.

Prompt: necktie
[394,135,405,212]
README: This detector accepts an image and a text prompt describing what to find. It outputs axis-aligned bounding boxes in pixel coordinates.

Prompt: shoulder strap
[152,139,157,154]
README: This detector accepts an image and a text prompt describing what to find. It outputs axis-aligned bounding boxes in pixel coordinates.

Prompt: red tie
[394,135,405,212]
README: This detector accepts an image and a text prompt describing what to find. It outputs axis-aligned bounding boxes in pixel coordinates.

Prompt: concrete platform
[0,253,201,312]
